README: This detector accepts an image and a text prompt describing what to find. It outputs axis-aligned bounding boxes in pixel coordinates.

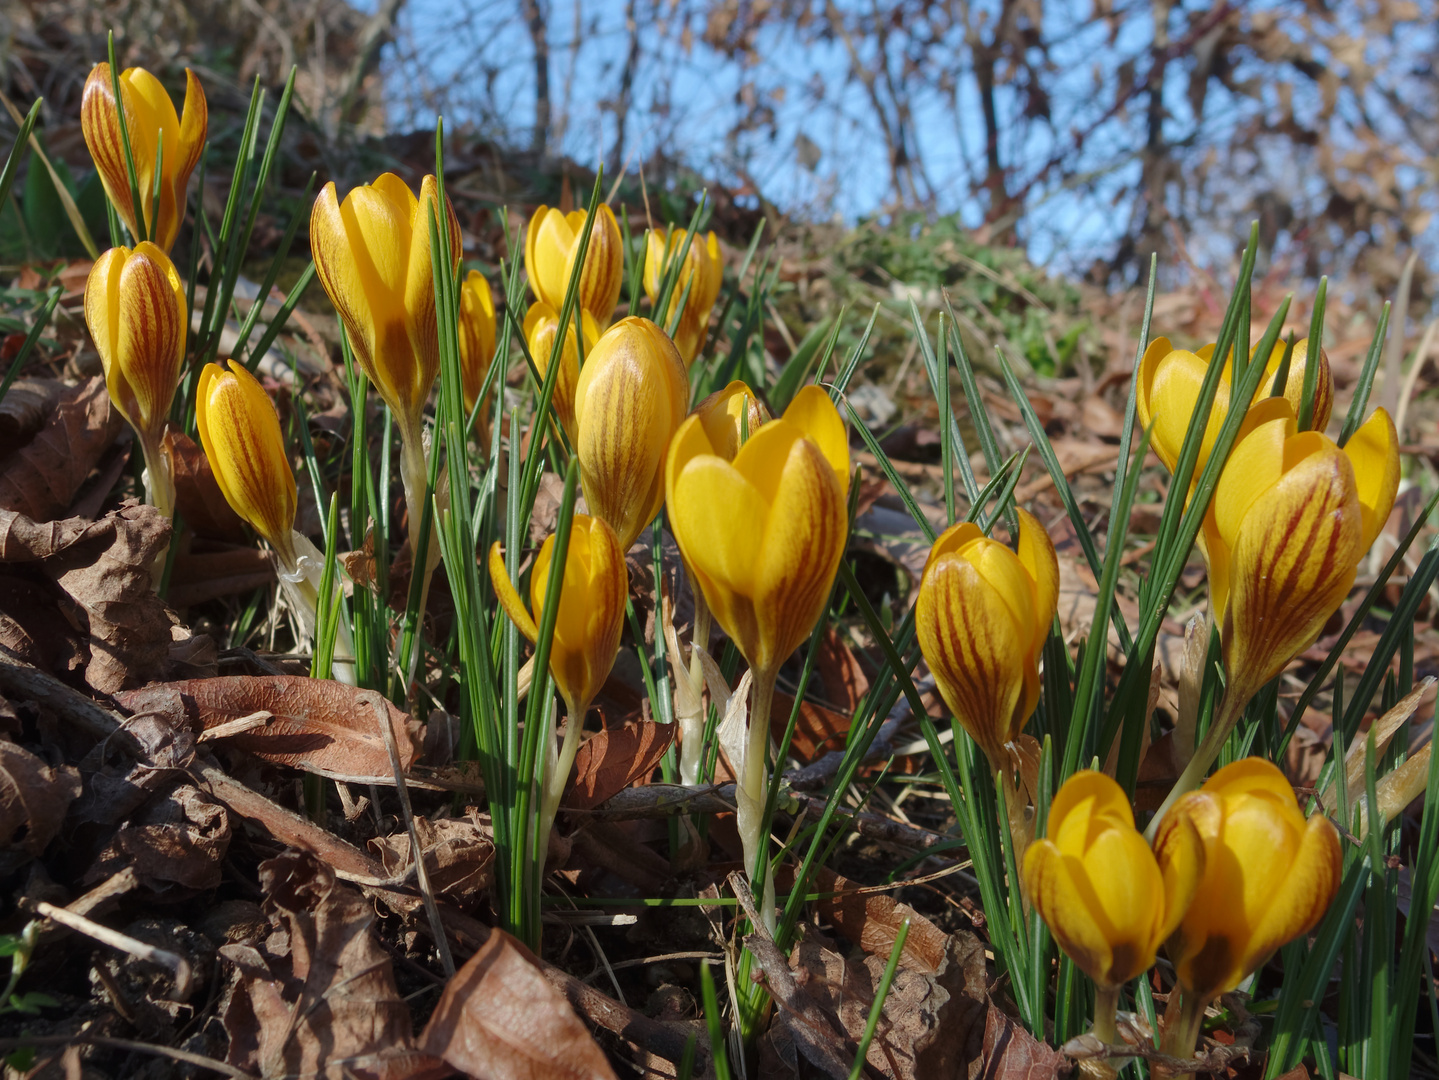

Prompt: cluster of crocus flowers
[644,227,723,367]
[574,317,691,552]
[1027,761,1339,1074]
[667,384,850,927]
[84,242,187,525]
[525,204,624,329]
[489,514,627,853]
[1137,333,1399,828]
[196,360,354,683]
[81,63,207,253]
[915,509,1058,779]
[310,172,462,631]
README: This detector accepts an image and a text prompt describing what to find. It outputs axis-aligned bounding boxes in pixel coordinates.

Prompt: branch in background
[336,0,407,131]
[521,0,551,157]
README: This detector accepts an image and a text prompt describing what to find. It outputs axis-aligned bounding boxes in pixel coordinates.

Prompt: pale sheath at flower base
[488,514,627,846]
[915,509,1059,775]
[644,227,723,367]
[84,242,187,519]
[82,63,207,253]
[525,204,624,329]
[574,317,691,552]
[666,384,850,928]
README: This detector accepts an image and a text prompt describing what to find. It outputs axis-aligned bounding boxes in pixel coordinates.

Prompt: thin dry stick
[35,902,192,1001]
[1392,318,1439,445]
[370,692,456,977]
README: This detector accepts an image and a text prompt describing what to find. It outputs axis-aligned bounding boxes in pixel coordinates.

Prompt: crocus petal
[923,522,985,576]
[1023,840,1117,986]
[530,208,575,308]
[561,204,624,328]
[1343,408,1400,552]
[782,385,851,499]
[487,541,540,644]
[1212,403,1296,551]
[1223,443,1362,695]
[693,381,771,462]
[1150,348,1229,474]
[458,270,497,414]
[1015,507,1059,656]
[1241,811,1341,975]
[1135,336,1173,436]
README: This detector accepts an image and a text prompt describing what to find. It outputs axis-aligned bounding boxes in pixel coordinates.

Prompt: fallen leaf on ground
[0,502,176,692]
[812,868,959,974]
[87,783,231,892]
[420,927,619,1080]
[222,850,432,1080]
[0,740,82,874]
[0,376,123,521]
[368,813,495,911]
[168,544,276,608]
[564,718,675,811]
[116,677,421,782]
[0,378,60,449]
[772,691,852,764]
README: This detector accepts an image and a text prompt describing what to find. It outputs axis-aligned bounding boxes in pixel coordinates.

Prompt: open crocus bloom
[1136,335,1333,474]
[525,204,624,328]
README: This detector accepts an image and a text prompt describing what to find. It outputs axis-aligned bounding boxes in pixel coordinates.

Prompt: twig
[0,1034,251,1078]
[369,692,455,978]
[35,902,192,1001]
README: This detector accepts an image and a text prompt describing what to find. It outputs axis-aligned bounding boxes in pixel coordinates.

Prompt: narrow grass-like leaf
[1338,302,1390,447]
[1299,277,1328,431]
[847,918,909,1080]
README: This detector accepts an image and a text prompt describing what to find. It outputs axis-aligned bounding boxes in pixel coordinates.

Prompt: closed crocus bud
[1136,335,1334,474]
[85,242,186,517]
[643,227,723,367]
[458,269,497,418]
[1154,758,1341,1006]
[310,173,462,441]
[1024,771,1202,992]
[574,317,690,552]
[525,204,624,328]
[916,509,1059,774]
[196,360,297,566]
[524,301,602,445]
[667,384,850,678]
[82,63,207,253]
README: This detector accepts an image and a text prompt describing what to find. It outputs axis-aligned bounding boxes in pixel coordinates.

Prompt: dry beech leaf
[771,691,851,764]
[168,545,277,609]
[221,850,433,1080]
[86,784,231,892]
[167,431,248,542]
[815,625,869,713]
[0,503,175,693]
[116,678,421,783]
[812,868,958,974]
[978,1006,1067,1080]
[0,378,61,450]
[564,719,675,811]
[368,813,495,912]
[0,740,82,874]
[0,377,123,521]
[420,928,618,1080]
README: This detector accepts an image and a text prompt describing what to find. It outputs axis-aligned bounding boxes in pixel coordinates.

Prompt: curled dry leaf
[166,430,248,542]
[86,784,231,892]
[564,719,675,811]
[368,813,495,912]
[0,378,61,449]
[0,376,124,521]
[420,928,619,1080]
[221,850,431,1080]
[0,740,82,874]
[0,502,176,693]
[116,677,421,783]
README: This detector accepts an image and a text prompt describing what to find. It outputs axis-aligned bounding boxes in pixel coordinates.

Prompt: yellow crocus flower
[84,242,187,518]
[1153,758,1340,1065]
[81,63,207,253]
[524,301,602,446]
[915,508,1059,775]
[574,317,690,552]
[1136,335,1333,473]
[458,269,497,420]
[525,204,624,329]
[643,227,723,367]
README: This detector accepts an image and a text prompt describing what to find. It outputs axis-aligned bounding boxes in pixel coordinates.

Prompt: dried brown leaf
[977,1006,1066,1080]
[368,814,495,911]
[0,377,123,521]
[0,740,81,873]
[565,719,675,811]
[812,868,963,975]
[168,545,277,608]
[87,784,231,892]
[0,503,176,693]
[116,678,421,782]
[420,928,619,1080]
[0,378,61,450]
[222,850,431,1080]
[167,430,248,542]
[771,691,852,764]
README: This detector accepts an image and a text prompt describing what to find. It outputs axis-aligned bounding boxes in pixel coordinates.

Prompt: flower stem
[538,692,590,859]
[1144,687,1247,841]
[1161,989,1208,1080]
[397,428,440,691]
[739,664,779,934]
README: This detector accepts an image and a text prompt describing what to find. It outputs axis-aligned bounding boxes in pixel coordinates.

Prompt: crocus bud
[643,227,723,367]
[1153,757,1341,1002]
[1024,771,1202,990]
[1203,398,1397,696]
[915,509,1059,773]
[458,269,497,418]
[488,513,628,718]
[81,63,207,253]
[196,360,298,566]
[666,384,850,677]
[574,317,690,551]
[525,204,624,328]
[85,241,186,516]
[1136,335,1334,473]
[310,173,462,440]
[524,301,601,445]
